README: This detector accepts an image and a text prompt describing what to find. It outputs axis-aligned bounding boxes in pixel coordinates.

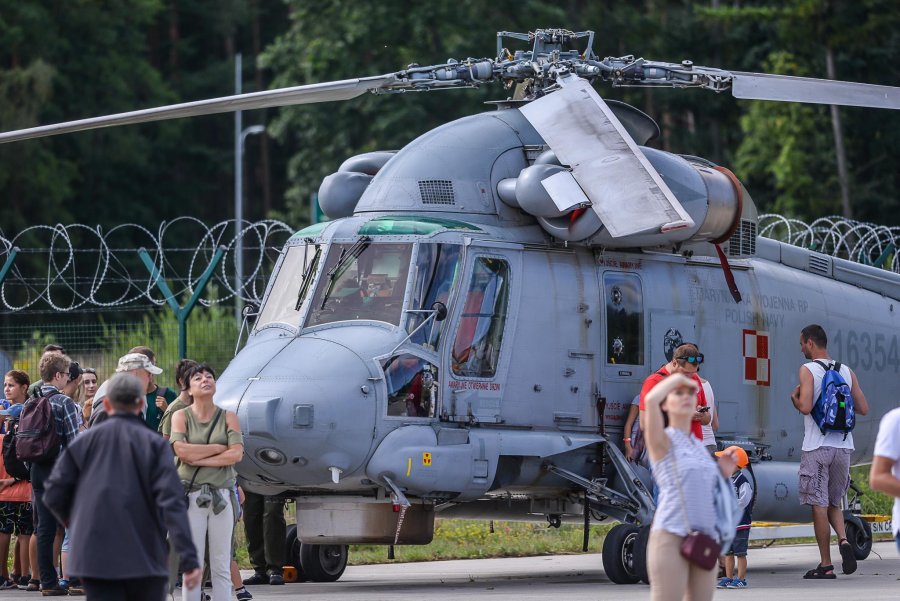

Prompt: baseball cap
[0,404,24,419]
[715,445,750,469]
[115,353,163,375]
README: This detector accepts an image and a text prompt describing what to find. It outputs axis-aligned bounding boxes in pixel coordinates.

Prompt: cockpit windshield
[255,243,321,330]
[306,242,412,327]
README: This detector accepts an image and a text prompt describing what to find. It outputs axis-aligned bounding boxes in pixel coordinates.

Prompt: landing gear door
[444,246,520,424]
[649,311,696,370]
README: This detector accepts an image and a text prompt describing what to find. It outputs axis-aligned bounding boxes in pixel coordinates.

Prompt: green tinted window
[358,216,481,236]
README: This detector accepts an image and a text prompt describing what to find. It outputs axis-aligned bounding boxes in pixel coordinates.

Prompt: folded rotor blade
[0,74,399,144]
[519,76,693,238]
[732,71,900,110]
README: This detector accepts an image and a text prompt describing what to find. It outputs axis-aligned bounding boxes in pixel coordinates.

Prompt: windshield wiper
[294,246,321,311]
[319,237,371,310]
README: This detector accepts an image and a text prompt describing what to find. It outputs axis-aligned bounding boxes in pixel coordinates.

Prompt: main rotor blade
[0,74,399,144]
[519,76,694,238]
[732,71,900,110]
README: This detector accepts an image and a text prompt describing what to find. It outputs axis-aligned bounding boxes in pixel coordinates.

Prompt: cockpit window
[306,242,412,327]
[255,243,320,330]
[452,257,510,378]
[383,354,438,418]
[407,244,462,349]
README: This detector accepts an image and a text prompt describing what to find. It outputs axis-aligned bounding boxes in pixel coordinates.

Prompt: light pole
[235,124,265,324]
[234,53,266,326]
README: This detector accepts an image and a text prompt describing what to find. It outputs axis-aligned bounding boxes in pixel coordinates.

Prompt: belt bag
[679,530,721,570]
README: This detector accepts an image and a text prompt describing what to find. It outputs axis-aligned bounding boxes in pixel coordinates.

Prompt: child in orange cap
[715,446,754,589]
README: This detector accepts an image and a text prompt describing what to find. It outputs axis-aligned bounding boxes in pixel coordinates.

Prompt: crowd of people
[631,324,883,601]
[1,344,288,600]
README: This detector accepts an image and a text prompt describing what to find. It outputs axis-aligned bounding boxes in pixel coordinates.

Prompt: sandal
[803,564,836,579]
[839,538,858,575]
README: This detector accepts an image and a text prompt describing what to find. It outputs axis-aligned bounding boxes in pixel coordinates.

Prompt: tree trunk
[825,45,852,218]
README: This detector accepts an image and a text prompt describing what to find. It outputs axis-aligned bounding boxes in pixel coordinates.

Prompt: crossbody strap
[185,408,223,493]
[667,432,695,534]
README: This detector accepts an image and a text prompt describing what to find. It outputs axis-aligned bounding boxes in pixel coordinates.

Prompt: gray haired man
[43,373,201,601]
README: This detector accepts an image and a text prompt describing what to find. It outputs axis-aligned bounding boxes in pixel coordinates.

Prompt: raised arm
[642,376,686,462]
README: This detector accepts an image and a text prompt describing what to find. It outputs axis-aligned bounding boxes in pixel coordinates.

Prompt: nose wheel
[285,524,349,583]
[601,523,641,584]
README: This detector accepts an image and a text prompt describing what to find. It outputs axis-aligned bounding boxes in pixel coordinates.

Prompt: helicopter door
[600,270,646,438]
[445,250,519,424]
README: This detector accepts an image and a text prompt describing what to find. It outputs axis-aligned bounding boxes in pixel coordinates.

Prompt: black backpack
[2,423,30,482]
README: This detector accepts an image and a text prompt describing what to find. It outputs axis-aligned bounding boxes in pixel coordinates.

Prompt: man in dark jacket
[43,373,200,601]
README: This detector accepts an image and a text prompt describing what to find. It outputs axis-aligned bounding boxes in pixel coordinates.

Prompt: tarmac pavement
[1,542,896,599]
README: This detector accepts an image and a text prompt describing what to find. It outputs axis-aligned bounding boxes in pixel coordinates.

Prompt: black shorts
[0,501,34,536]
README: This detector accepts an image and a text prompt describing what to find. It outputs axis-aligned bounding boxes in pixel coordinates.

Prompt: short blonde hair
[39,352,71,383]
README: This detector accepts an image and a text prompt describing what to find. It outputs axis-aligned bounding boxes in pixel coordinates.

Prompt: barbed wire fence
[758,214,900,272]
[0,218,293,381]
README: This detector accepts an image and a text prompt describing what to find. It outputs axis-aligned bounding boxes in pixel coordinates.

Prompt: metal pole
[234,52,243,328]
[0,248,19,287]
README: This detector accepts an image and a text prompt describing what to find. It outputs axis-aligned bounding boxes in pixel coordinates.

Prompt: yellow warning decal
[422,452,432,466]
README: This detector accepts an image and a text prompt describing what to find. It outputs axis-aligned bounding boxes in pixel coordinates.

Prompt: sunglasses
[676,354,704,365]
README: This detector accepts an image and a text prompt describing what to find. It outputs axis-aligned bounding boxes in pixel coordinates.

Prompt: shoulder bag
[671,441,722,570]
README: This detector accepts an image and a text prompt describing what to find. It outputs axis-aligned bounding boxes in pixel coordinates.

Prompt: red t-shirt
[0,433,31,502]
[639,365,707,440]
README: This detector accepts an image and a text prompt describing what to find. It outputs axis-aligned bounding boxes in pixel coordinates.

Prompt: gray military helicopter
[3,28,900,585]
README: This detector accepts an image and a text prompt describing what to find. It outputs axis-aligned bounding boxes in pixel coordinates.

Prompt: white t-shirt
[801,360,854,452]
[873,407,900,535]
[700,381,716,447]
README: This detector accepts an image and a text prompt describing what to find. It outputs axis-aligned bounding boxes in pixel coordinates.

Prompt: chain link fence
[0,310,237,388]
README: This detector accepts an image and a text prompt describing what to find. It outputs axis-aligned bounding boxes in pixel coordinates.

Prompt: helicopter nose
[229,336,377,488]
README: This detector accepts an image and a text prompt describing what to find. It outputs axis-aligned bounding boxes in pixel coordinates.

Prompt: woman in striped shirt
[643,374,739,601]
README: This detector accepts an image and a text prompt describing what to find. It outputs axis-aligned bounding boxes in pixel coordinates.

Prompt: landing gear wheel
[602,523,640,584]
[284,525,308,582]
[632,525,651,584]
[299,543,348,582]
[845,518,872,561]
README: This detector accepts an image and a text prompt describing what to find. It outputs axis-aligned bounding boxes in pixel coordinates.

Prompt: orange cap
[715,445,749,469]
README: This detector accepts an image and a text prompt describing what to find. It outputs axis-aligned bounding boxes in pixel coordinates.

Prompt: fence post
[0,248,19,287]
[137,246,226,359]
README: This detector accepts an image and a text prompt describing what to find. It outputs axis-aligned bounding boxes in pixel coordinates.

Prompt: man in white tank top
[790,324,869,579]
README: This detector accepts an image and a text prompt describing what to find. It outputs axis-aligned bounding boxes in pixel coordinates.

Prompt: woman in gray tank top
[643,374,739,601]
[170,364,244,601]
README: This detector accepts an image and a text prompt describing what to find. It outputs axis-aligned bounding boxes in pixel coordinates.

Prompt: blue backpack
[811,360,855,437]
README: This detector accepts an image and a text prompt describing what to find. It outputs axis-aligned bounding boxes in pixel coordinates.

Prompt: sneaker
[235,586,253,601]
[26,579,41,592]
[727,578,748,589]
[57,580,69,590]
[717,577,733,589]
[67,585,84,596]
[0,579,17,590]
[269,574,285,586]
[242,573,269,586]
[40,587,68,596]
[19,575,32,589]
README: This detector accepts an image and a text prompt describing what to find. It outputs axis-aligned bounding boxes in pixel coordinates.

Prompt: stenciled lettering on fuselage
[691,286,810,330]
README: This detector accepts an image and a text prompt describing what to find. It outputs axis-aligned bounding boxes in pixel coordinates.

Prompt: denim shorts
[727,528,750,557]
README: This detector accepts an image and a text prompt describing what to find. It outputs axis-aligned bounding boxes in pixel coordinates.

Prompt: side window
[383,354,438,418]
[452,257,510,378]
[604,272,644,365]
[407,244,462,349]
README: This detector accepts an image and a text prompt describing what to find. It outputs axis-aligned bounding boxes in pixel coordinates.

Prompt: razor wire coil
[0,218,294,313]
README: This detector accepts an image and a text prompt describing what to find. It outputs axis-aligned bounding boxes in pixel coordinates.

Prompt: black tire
[632,525,651,584]
[285,525,308,582]
[602,523,640,584]
[845,519,872,561]
[299,543,348,582]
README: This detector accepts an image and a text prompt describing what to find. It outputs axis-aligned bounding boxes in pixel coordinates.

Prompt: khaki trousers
[648,529,717,601]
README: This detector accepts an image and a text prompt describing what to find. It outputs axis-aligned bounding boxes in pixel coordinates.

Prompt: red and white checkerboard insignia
[743,329,770,386]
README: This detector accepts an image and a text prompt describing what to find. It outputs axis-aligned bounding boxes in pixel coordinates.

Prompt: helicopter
[3,28,900,586]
